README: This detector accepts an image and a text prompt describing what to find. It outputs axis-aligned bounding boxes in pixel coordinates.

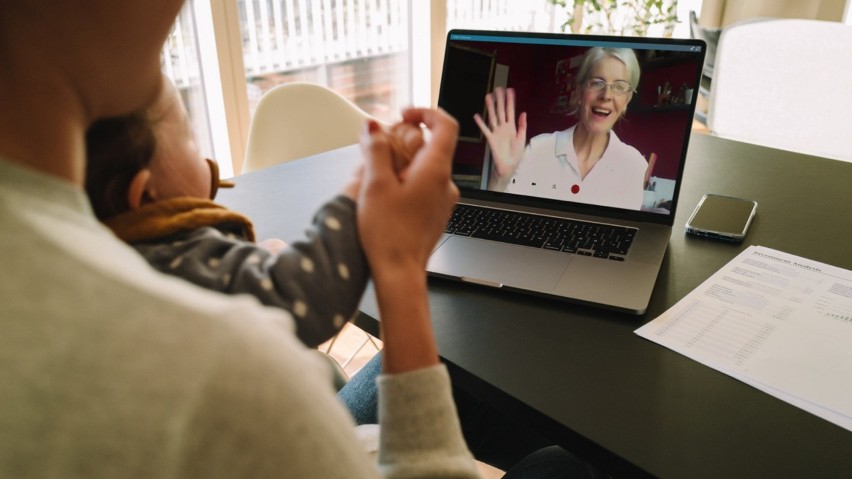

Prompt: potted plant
[547,0,679,37]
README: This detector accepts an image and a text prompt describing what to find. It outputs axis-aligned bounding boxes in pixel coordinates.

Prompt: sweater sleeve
[132,195,369,347]
[377,365,480,478]
[179,306,479,479]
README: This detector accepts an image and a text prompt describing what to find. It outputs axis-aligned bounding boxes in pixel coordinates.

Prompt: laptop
[430,29,706,314]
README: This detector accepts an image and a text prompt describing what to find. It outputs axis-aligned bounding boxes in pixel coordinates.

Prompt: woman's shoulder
[528,126,576,156]
[528,131,558,147]
[608,131,647,168]
[529,126,575,143]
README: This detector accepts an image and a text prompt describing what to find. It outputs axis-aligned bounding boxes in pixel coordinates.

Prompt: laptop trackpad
[428,237,571,291]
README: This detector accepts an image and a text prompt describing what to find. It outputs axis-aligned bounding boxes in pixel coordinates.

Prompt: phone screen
[685,194,757,241]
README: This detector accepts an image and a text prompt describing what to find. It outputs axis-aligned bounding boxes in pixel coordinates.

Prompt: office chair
[243,81,382,173]
[707,19,852,162]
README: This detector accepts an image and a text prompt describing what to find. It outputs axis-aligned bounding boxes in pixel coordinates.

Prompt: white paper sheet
[635,246,852,431]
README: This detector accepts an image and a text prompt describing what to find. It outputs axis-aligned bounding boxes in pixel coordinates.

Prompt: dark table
[218,133,852,478]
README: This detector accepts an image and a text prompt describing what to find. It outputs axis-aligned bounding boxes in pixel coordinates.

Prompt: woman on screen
[474,47,647,210]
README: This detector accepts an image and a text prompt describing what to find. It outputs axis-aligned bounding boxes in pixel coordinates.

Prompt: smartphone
[685,194,757,242]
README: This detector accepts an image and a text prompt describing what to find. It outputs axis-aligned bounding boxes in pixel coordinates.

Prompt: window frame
[201,0,438,176]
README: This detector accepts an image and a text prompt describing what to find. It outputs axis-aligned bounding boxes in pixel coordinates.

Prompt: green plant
[547,0,679,37]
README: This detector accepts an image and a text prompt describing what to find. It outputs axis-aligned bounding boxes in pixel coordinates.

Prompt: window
[162,0,702,177]
[162,1,217,172]
[239,1,411,123]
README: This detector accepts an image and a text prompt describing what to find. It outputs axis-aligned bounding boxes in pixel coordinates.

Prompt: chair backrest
[243,82,375,173]
[707,19,852,162]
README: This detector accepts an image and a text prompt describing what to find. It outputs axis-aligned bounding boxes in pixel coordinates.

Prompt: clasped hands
[353,108,460,277]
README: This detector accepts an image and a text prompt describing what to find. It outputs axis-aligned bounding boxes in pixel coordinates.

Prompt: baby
[85,75,422,348]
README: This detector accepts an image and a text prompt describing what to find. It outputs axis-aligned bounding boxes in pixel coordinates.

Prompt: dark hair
[84,111,156,220]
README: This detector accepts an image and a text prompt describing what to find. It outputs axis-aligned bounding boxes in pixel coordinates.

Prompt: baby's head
[86,74,218,220]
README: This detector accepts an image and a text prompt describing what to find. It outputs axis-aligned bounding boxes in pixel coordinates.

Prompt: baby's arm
[132,121,421,347]
[133,195,368,348]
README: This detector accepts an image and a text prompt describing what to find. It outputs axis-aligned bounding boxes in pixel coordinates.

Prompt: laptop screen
[438,30,706,225]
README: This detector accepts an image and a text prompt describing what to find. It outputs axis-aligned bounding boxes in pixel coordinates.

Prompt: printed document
[636,246,852,431]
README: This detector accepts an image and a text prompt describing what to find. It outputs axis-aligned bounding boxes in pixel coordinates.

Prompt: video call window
[439,34,704,215]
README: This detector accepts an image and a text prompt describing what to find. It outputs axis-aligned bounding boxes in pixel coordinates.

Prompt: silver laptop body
[428,30,706,314]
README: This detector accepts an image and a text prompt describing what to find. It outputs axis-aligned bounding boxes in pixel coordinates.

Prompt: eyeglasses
[585,78,634,96]
[206,158,235,200]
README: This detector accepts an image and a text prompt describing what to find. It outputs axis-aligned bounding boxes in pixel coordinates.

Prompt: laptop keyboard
[445,204,636,261]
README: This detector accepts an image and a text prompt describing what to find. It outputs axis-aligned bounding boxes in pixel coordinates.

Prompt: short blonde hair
[575,47,641,91]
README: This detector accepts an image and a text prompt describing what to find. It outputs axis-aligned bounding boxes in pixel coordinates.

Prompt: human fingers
[400,107,458,175]
[484,91,497,129]
[507,111,529,169]
[495,86,507,124]
[506,87,517,125]
[398,108,459,213]
[473,113,492,139]
[358,120,396,191]
[388,122,423,174]
[397,123,424,153]
[518,111,528,137]
[447,177,461,204]
[358,112,457,274]
[402,107,458,143]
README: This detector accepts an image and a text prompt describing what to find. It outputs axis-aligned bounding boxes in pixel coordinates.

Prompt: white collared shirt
[505,125,647,210]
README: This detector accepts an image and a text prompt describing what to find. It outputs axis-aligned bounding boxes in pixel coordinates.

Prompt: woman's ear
[127,169,152,210]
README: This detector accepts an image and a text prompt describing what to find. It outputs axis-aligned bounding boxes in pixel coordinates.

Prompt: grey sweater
[0,157,479,478]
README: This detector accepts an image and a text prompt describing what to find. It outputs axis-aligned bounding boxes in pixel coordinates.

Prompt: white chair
[243,82,380,173]
[243,81,382,373]
[707,19,852,162]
